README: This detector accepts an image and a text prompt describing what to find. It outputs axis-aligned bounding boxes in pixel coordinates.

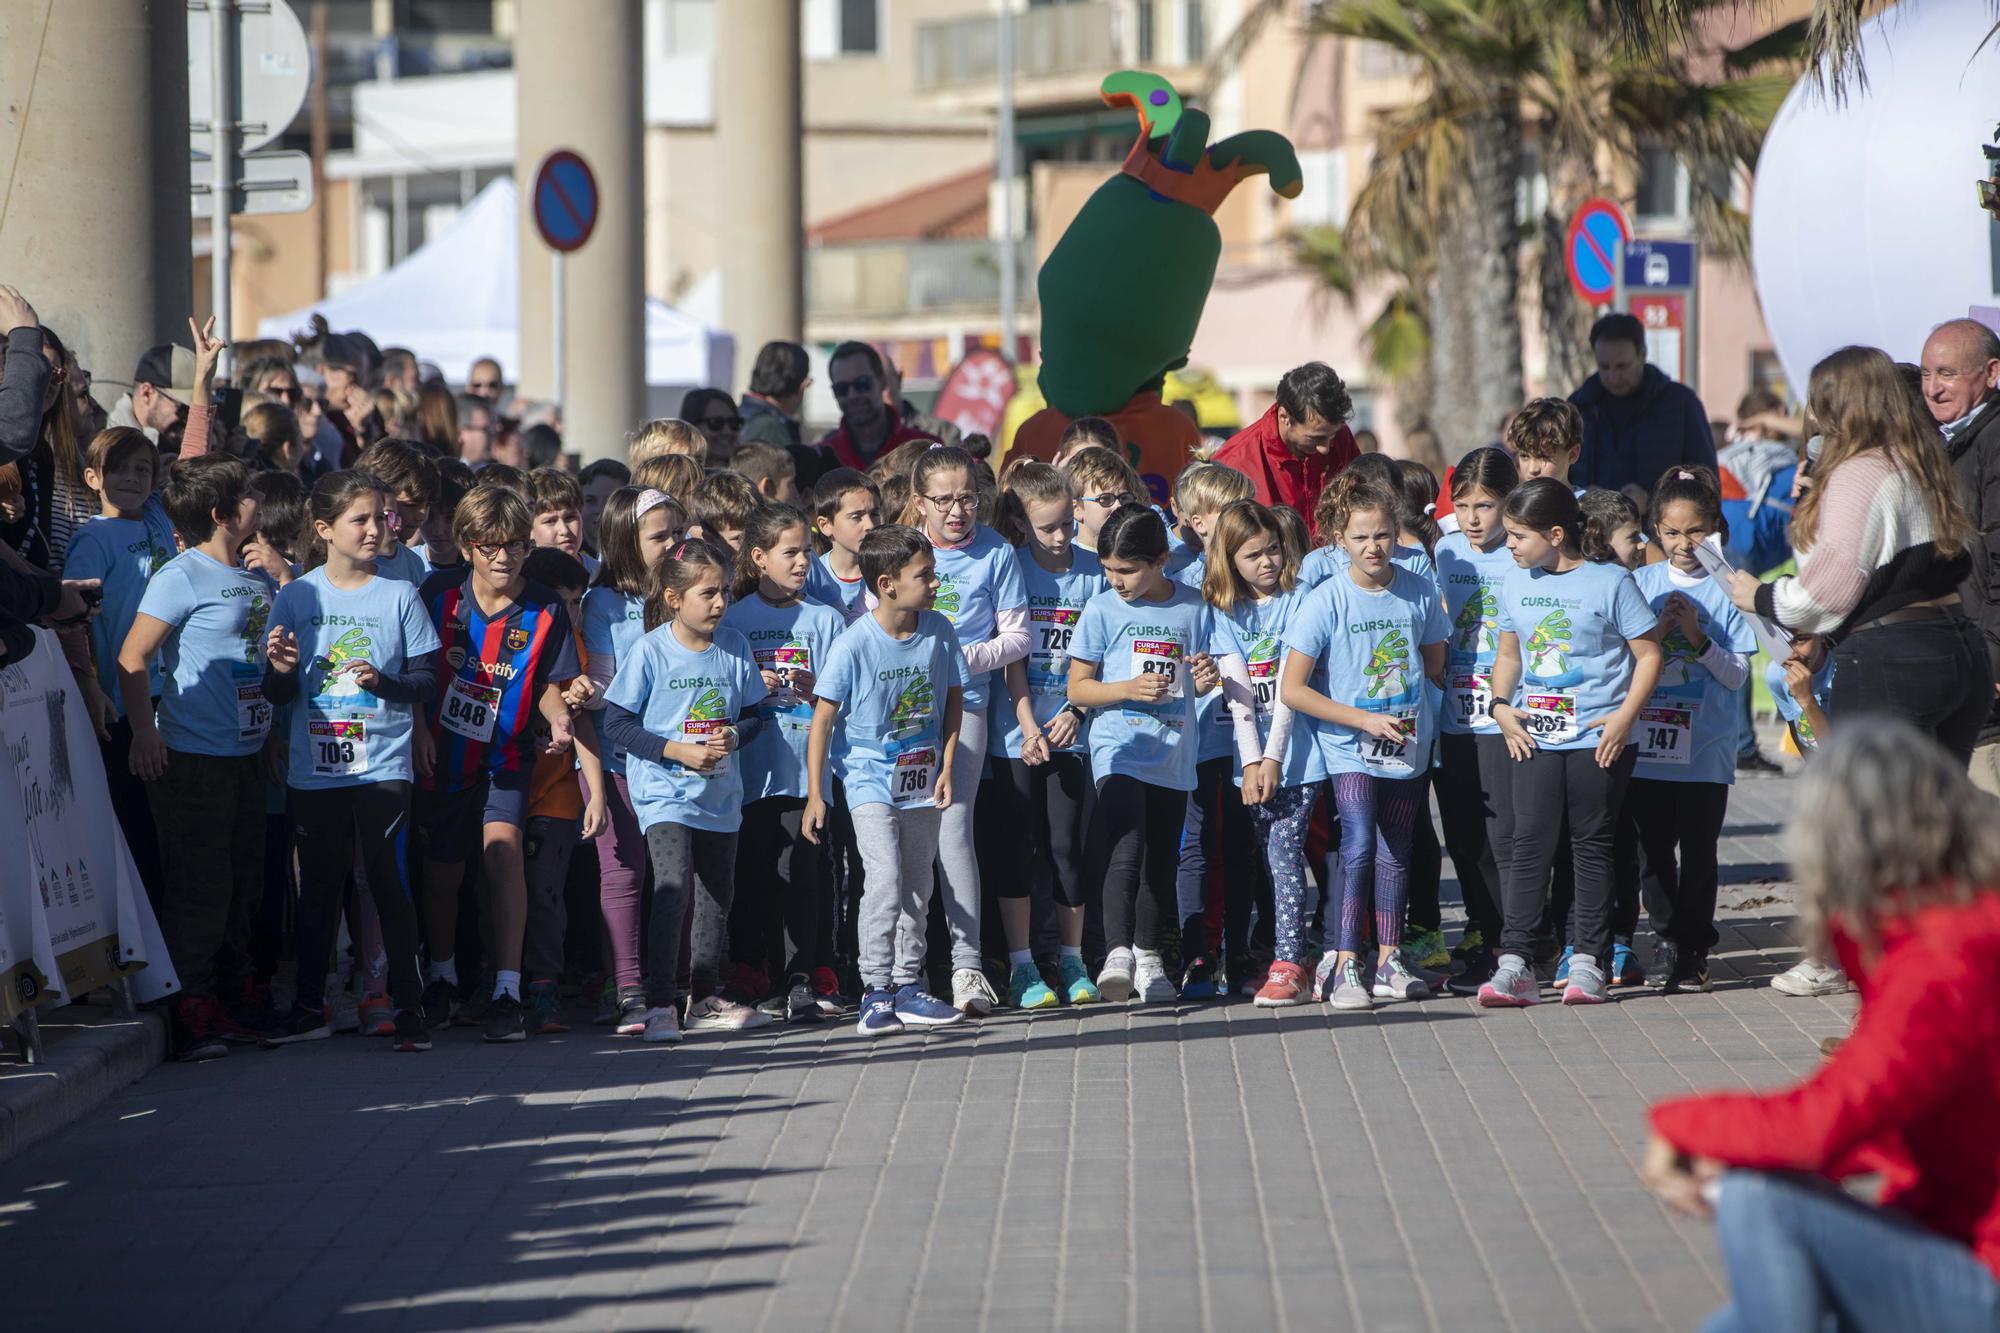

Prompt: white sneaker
[328,987,361,1034]
[1097,947,1136,1001]
[1328,959,1374,1011]
[1134,951,1178,1004]
[1371,951,1431,1002]
[684,995,775,1031]
[641,1006,682,1044]
[1770,960,1850,997]
[951,968,997,1016]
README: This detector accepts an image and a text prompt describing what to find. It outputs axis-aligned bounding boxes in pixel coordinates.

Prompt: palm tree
[1208,0,1792,451]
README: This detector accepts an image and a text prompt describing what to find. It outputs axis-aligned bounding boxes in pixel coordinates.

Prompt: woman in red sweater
[1643,717,2000,1330]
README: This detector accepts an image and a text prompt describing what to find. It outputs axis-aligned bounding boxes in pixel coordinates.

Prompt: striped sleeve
[1761,456,1898,634]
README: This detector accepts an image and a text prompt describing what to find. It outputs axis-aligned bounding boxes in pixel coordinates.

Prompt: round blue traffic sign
[1565,197,1630,306]
[533,150,599,254]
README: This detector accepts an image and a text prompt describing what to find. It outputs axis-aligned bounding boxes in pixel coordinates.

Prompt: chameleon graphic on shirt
[240,593,270,663]
[1364,629,1412,699]
[1523,610,1573,677]
[1657,623,1705,689]
[1452,585,1499,658]
[887,674,935,740]
[931,573,962,619]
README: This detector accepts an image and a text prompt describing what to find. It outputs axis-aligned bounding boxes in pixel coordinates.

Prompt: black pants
[1504,744,1636,966]
[733,796,826,981]
[1550,799,1641,947]
[1000,753,1093,912]
[1437,732,1504,944]
[1174,756,1264,963]
[102,713,165,912]
[1089,774,1186,952]
[644,822,737,1006]
[290,781,424,1012]
[1830,615,1992,766]
[1631,778,1729,956]
[1405,774,1443,935]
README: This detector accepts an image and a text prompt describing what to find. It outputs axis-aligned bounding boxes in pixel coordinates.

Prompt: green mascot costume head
[1012,71,1301,502]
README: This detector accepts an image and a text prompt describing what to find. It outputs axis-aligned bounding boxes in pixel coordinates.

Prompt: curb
[0,1010,168,1165]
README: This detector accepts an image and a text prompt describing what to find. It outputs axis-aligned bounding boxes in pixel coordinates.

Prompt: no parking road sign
[1565,196,1631,306]
[533,150,599,253]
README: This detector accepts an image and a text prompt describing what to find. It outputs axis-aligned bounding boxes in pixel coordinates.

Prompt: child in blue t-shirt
[1281,475,1449,1012]
[60,427,177,906]
[1429,447,1520,986]
[1481,475,1663,1008]
[805,468,880,625]
[1773,633,1833,756]
[1199,500,1325,1009]
[897,446,1029,1018]
[804,525,969,1037]
[1068,504,1258,1005]
[989,460,1106,1009]
[1629,468,1758,994]
[353,439,438,586]
[261,470,442,1051]
[579,485,680,1030]
[721,504,848,1021]
[117,455,278,1055]
[600,538,770,1046]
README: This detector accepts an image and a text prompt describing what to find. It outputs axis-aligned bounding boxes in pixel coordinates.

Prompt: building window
[1183,0,1206,62]
[839,0,878,54]
[1291,148,1349,227]
[1634,144,1687,223]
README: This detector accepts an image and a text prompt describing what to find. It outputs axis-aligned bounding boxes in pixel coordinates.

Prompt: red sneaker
[1253,960,1311,1008]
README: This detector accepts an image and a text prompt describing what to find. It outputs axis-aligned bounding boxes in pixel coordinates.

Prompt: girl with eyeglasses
[891,444,1030,1016]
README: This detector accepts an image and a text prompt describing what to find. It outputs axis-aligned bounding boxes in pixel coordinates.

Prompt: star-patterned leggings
[1250,782,1321,963]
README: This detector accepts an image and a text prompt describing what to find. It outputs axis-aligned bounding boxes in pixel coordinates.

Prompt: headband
[635,488,674,519]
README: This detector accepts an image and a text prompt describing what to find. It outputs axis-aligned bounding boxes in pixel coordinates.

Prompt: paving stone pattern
[0,774,1852,1331]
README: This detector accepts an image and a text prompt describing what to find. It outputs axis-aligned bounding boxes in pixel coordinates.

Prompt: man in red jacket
[1212,361,1359,535]
[816,341,938,472]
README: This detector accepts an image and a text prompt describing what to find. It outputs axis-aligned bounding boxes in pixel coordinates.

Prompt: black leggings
[1631,777,1729,956]
[290,781,423,1012]
[1088,774,1186,952]
[1436,732,1504,944]
[1001,753,1093,908]
[1503,744,1635,966]
[644,823,738,1007]
[732,796,826,981]
[1174,756,1264,962]
[1404,774,1443,935]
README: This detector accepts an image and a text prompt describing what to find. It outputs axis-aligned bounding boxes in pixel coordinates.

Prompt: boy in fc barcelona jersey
[412,486,581,1043]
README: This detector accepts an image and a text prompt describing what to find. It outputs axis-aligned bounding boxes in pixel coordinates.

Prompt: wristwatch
[1060,703,1088,725]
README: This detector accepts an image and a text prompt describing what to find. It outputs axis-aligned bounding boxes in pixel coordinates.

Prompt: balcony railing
[808,238,1038,318]
[917,2,1205,92]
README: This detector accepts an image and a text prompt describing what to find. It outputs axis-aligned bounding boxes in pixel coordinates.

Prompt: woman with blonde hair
[1728,345,1990,763]
[1644,717,2000,1330]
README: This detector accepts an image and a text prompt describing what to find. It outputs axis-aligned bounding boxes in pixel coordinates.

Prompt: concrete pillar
[0,0,192,407]
[716,0,803,386]
[515,0,644,462]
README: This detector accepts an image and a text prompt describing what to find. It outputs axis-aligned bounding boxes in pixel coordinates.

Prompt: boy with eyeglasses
[1060,445,1146,556]
[412,486,581,1041]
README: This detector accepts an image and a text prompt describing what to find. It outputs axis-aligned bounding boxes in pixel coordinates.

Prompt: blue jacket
[1569,364,1716,494]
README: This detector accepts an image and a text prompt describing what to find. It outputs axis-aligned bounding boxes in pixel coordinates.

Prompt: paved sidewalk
[0,774,1847,1332]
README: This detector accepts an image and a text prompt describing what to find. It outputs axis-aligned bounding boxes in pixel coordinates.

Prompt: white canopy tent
[1751,3,2000,392]
[259,178,734,398]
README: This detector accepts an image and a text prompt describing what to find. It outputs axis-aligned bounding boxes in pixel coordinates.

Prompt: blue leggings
[1328,771,1422,954]
[1251,783,1320,963]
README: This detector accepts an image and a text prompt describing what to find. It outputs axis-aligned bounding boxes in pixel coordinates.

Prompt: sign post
[531,150,601,420]
[1565,196,1632,308]
[1622,239,1700,389]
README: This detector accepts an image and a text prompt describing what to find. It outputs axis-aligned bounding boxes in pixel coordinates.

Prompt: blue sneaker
[1552,945,1575,989]
[1179,955,1219,1000]
[1610,939,1647,987]
[1057,955,1099,1004]
[892,983,963,1028]
[856,988,902,1037]
[1009,961,1057,1010]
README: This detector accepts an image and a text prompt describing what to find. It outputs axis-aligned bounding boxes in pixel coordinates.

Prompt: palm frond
[1724,18,1810,72]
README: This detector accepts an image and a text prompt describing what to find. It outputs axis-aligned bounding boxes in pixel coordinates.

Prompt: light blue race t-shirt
[720,592,848,800]
[1433,529,1517,735]
[602,623,766,833]
[136,548,277,756]
[1766,652,1834,752]
[928,526,1028,713]
[1496,559,1658,752]
[1298,542,1436,590]
[814,610,968,810]
[373,541,429,587]
[1632,563,1756,784]
[1069,582,1243,793]
[580,585,647,775]
[271,567,442,789]
[804,554,870,626]
[1284,566,1448,779]
[989,546,1105,760]
[61,501,177,716]
[1223,587,1326,789]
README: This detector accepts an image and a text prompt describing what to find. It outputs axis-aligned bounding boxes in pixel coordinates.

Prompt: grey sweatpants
[854,801,943,992]
[895,705,986,972]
